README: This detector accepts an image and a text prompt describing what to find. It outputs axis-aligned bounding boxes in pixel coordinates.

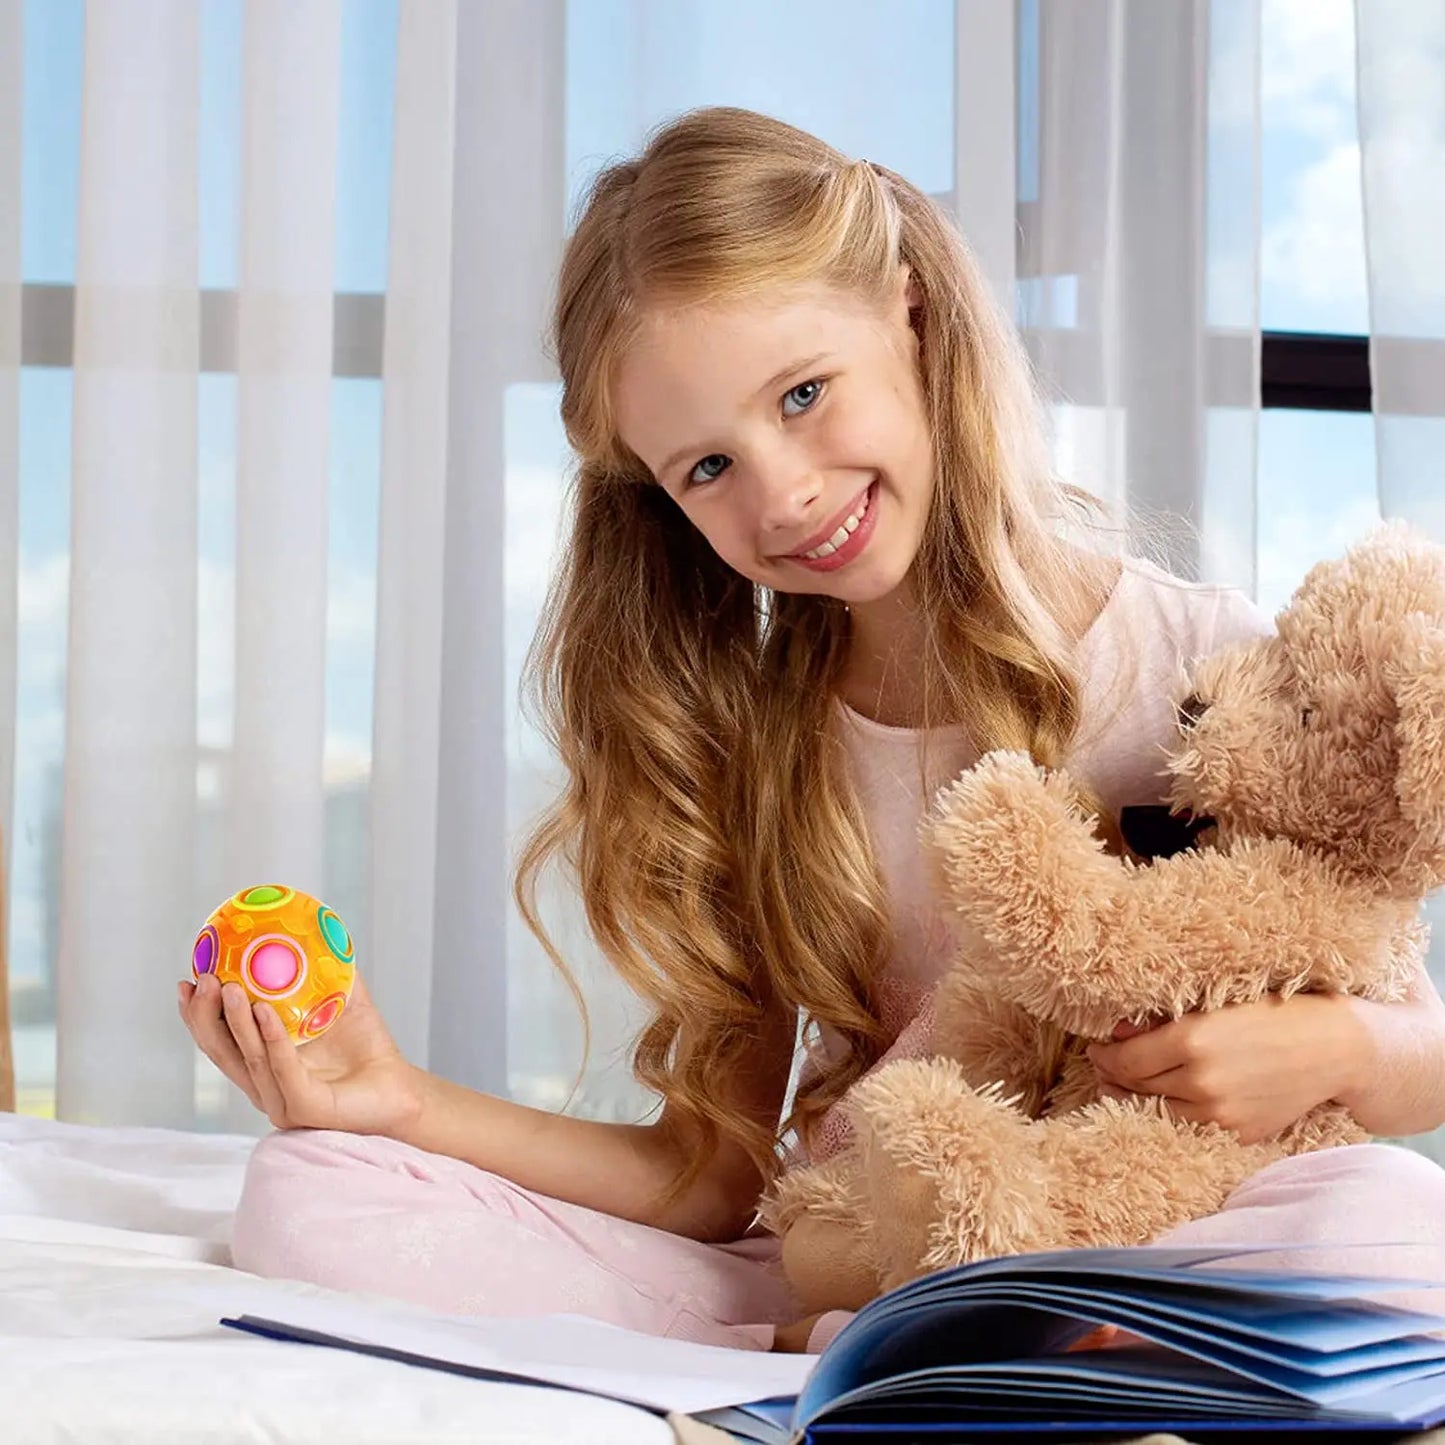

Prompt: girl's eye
[687,454,730,487]
[782,378,825,416]
[682,379,825,488]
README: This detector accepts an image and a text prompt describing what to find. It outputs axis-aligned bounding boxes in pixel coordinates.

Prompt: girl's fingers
[220,982,290,1123]
[181,975,263,1110]
[250,1001,320,1118]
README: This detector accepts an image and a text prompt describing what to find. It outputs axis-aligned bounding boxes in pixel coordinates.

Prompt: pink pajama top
[807,556,1277,1163]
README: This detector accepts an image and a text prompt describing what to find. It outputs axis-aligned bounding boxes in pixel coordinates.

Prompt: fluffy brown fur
[770,524,1445,1314]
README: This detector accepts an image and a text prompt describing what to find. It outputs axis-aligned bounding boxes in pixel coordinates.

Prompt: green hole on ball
[319,909,352,960]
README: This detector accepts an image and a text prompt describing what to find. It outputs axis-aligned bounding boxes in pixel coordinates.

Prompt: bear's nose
[1175,693,1209,730]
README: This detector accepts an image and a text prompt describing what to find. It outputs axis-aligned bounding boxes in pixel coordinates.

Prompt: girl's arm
[1087,962,1445,1144]
[184,967,797,1243]
[1334,962,1445,1138]
[390,997,799,1243]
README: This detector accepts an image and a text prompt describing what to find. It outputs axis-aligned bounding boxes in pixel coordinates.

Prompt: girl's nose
[755,465,824,536]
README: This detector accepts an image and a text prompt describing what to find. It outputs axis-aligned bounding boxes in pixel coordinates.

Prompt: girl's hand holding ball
[177,885,424,1136]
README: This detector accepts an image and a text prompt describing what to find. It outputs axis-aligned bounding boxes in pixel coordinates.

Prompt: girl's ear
[902,270,924,343]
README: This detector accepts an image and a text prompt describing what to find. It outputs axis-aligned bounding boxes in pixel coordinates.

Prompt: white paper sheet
[225,1291,816,1414]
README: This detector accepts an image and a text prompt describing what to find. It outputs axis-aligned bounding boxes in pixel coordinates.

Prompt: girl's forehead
[622,285,882,395]
[635,281,877,348]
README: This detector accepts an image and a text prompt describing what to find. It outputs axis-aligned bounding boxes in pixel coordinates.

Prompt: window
[12,0,398,1121]
[1257,0,1376,615]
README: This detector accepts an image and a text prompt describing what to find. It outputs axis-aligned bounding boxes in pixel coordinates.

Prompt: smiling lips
[791,479,867,557]
[785,480,879,573]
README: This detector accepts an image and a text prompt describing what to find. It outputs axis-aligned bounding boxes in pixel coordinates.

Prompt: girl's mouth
[788,480,879,573]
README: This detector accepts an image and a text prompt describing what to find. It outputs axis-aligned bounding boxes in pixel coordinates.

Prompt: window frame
[18,284,385,376]
[1262,331,1371,414]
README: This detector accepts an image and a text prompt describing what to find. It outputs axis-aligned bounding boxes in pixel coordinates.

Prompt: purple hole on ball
[193,929,217,975]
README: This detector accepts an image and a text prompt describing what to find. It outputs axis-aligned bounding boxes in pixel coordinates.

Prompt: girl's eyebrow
[655,350,834,480]
[751,350,832,402]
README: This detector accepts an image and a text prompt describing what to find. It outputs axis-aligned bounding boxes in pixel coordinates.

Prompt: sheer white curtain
[216,0,341,1131]
[0,0,19,1115]
[10,0,558,1130]
[1019,0,1262,588]
[12,1,1442,1154]
[425,0,564,1099]
[53,0,348,1133]
[1355,0,1445,1164]
[3,0,560,1129]
[59,0,201,1127]
[6,0,1267,1125]
[365,1,455,1082]
[1355,0,1445,523]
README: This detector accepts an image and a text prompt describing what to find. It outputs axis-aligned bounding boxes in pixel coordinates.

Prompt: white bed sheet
[0,1114,676,1444]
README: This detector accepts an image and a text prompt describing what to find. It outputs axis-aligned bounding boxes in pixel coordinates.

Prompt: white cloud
[197,556,234,749]
[1258,0,1445,332]
[1256,491,1382,616]
[1260,0,1357,144]
[325,560,378,652]
[505,461,571,599]
[1260,140,1370,325]
[15,555,69,772]
[19,552,70,621]
[1354,26,1445,332]
[1253,0,1371,329]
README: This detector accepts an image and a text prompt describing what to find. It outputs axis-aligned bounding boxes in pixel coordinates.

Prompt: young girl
[179,107,1445,1355]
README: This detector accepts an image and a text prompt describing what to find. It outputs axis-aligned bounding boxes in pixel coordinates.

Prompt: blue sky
[11,0,1383,993]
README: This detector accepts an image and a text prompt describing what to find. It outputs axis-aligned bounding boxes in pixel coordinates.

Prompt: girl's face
[613,272,935,607]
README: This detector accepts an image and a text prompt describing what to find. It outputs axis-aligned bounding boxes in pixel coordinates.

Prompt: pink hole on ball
[250,940,301,991]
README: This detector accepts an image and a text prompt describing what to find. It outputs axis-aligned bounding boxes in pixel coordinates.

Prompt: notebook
[221,1244,1445,1443]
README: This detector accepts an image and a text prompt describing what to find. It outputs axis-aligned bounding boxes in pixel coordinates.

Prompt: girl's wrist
[1327,994,1379,1117]
[363,1058,433,1142]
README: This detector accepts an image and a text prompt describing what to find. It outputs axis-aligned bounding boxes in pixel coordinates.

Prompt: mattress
[0,1113,677,1444]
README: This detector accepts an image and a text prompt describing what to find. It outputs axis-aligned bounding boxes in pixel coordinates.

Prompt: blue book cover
[759,1245,1445,1443]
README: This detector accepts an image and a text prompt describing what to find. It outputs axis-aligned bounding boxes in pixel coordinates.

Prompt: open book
[222,1245,1445,1443]
[701,1245,1445,1441]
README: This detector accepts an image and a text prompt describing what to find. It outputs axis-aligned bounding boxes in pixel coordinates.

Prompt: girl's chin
[760,555,903,599]
[820,556,911,606]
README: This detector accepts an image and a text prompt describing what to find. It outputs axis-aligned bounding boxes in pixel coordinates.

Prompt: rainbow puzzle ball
[192,885,355,1044]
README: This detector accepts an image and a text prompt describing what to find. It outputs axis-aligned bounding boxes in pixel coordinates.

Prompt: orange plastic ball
[192,885,355,1044]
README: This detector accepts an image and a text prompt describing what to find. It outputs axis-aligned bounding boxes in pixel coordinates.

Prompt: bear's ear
[1387,613,1445,835]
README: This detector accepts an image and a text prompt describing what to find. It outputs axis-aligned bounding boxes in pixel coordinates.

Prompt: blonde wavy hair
[514,107,1117,1200]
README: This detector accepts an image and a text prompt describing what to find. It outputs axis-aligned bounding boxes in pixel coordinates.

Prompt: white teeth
[803,487,872,559]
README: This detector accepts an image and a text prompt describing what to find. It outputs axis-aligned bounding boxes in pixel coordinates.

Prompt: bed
[11,1112,1443,1445]
[0,1112,684,1444]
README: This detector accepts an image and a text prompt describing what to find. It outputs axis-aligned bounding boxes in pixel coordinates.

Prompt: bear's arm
[986,837,1424,1039]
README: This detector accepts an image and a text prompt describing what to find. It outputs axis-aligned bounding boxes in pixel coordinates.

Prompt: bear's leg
[845,1057,1061,1290]
[764,1152,881,1316]
[1039,1099,1283,1248]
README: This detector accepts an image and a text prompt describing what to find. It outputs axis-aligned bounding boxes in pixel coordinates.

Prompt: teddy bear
[768,524,1445,1318]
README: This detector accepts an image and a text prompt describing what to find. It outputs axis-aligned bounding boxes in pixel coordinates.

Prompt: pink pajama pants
[230,1132,1445,1353]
